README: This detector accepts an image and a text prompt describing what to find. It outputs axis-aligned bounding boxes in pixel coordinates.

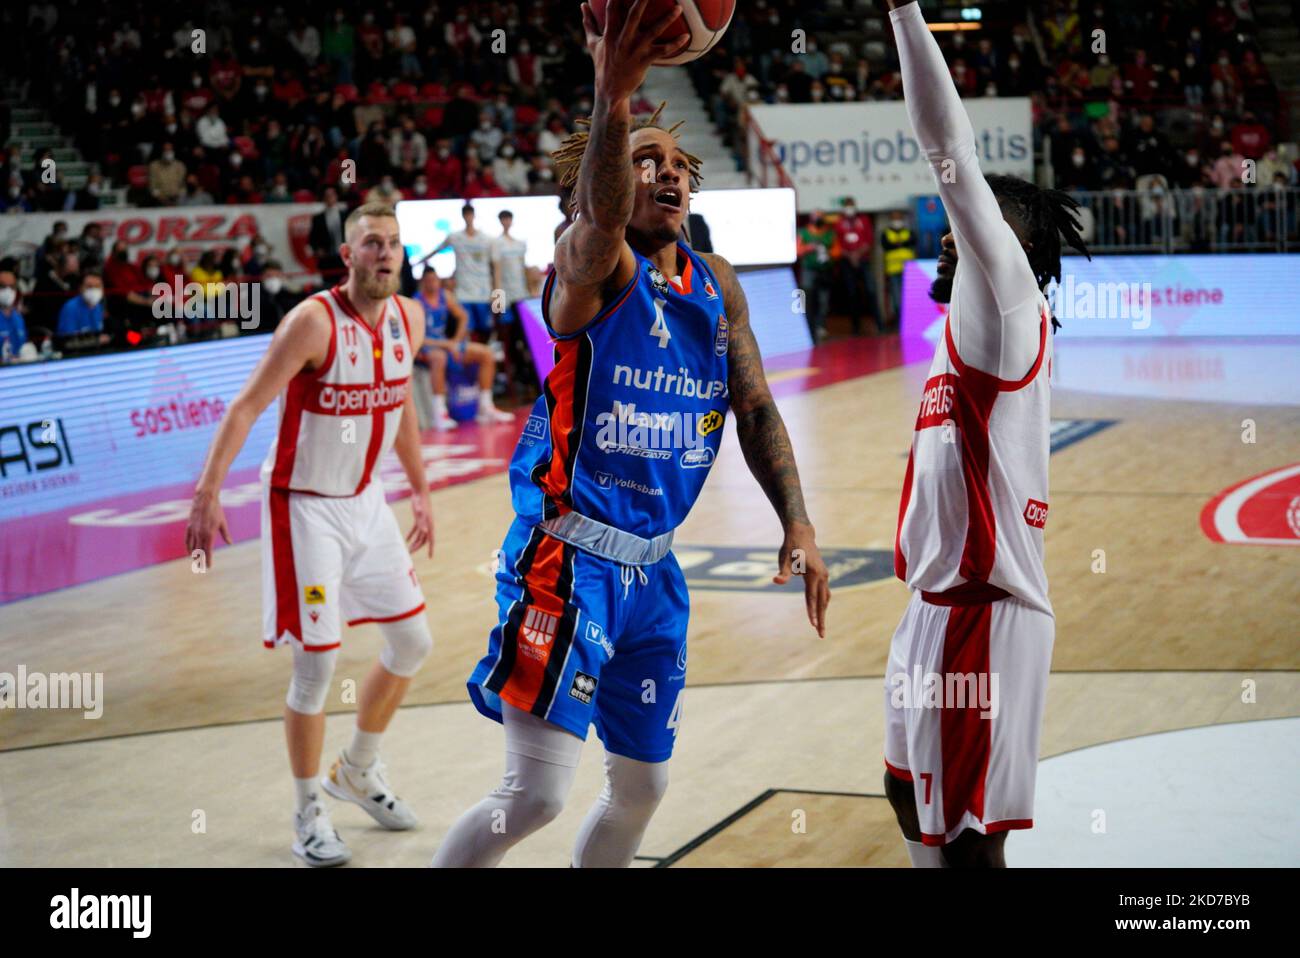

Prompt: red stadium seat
[419,82,447,102]
[292,189,317,203]
[515,105,540,126]
[391,80,418,101]
[334,84,359,103]
[367,81,392,104]
[421,106,445,128]
[127,164,149,188]
[233,135,259,158]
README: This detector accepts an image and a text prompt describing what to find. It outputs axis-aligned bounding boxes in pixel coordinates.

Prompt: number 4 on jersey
[666,689,684,736]
[649,297,671,348]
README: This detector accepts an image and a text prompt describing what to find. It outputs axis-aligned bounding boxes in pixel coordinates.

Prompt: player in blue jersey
[411,268,514,430]
[430,0,830,867]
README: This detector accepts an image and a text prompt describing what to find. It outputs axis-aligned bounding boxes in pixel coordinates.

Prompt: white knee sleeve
[378,615,433,678]
[572,753,670,868]
[429,705,583,867]
[286,645,338,715]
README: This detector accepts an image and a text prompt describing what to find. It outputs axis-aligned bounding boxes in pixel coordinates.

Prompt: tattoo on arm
[579,98,634,232]
[709,254,811,528]
[554,98,636,290]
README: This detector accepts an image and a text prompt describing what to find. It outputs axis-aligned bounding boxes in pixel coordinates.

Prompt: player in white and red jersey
[883,0,1091,867]
[185,202,438,867]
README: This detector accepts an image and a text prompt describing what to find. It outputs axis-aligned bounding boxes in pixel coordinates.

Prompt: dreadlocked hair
[550,101,703,215]
[985,174,1092,330]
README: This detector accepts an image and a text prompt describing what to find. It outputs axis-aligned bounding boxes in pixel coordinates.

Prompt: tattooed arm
[703,252,831,637]
[549,94,640,334]
[550,0,688,335]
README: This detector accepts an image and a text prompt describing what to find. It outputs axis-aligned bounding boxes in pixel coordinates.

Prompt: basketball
[590,0,737,65]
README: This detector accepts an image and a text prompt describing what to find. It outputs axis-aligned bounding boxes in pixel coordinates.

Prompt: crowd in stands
[3,1,1299,361]
[697,0,1297,194]
[1,1,602,212]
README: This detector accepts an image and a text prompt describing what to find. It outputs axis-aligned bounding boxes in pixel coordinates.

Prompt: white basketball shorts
[261,480,426,652]
[883,589,1054,846]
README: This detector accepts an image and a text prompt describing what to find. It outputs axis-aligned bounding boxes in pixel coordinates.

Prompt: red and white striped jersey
[262,287,415,497]
[894,295,1054,615]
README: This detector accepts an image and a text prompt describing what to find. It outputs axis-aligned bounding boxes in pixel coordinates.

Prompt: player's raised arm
[548,1,689,334]
[703,251,830,637]
[184,300,331,564]
[887,1,1037,310]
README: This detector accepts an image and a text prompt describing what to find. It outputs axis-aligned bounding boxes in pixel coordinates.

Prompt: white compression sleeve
[891,2,1044,380]
[429,704,582,867]
[571,752,670,868]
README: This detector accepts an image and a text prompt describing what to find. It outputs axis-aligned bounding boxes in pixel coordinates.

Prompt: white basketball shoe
[292,800,352,867]
[321,752,419,830]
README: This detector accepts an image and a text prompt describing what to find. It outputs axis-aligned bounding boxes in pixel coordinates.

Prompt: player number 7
[919,771,933,804]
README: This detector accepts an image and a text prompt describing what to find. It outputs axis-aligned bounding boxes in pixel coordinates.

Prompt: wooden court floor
[1,356,1297,867]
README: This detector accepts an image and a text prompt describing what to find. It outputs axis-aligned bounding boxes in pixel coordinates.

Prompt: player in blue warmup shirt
[431,0,831,868]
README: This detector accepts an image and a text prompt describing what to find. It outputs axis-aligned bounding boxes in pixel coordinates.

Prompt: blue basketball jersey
[415,288,449,340]
[510,242,731,539]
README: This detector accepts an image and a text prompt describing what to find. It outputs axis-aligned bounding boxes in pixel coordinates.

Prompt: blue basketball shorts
[467,517,689,763]
[462,301,495,335]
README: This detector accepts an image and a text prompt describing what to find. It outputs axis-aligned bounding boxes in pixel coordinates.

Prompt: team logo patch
[595,470,613,490]
[1200,462,1300,546]
[394,344,404,362]
[1023,498,1049,529]
[522,415,548,446]
[520,607,558,647]
[647,265,670,296]
[697,410,724,437]
[348,350,358,366]
[714,314,729,356]
[304,585,326,604]
[676,643,687,672]
[680,447,715,469]
[389,316,401,339]
[704,278,718,300]
[570,671,597,705]
[584,620,614,660]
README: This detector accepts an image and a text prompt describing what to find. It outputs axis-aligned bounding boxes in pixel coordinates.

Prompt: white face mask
[83,287,104,306]
[145,265,160,279]
[263,276,284,295]
[0,288,16,308]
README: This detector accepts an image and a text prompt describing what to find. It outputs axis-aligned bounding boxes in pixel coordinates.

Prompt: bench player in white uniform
[185,202,437,867]
[883,0,1091,867]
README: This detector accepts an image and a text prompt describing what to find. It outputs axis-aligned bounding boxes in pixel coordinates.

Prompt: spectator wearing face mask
[71,172,105,211]
[149,142,187,205]
[508,39,541,94]
[408,175,434,200]
[470,111,504,166]
[78,223,105,271]
[0,269,27,361]
[322,10,356,86]
[425,139,464,197]
[243,235,273,277]
[527,158,559,196]
[1,172,30,212]
[249,261,296,335]
[880,211,915,328]
[492,142,529,195]
[196,103,230,153]
[57,272,109,343]
[833,199,878,335]
[389,115,429,184]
